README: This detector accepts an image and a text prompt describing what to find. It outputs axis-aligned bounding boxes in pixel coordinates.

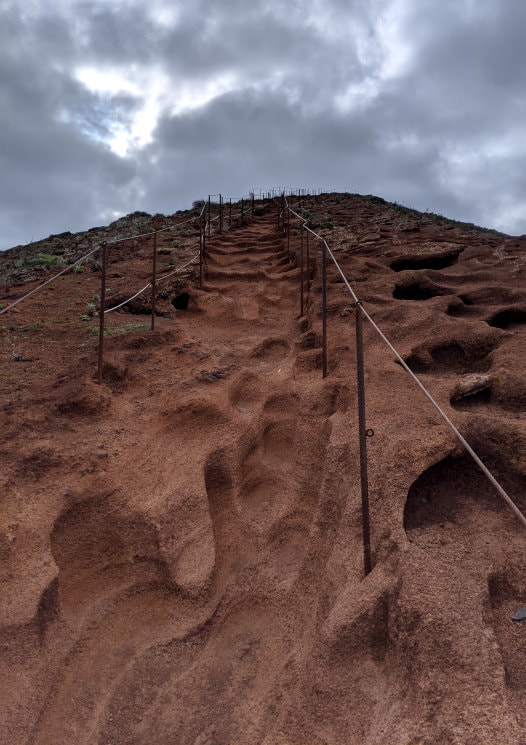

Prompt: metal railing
[278,193,526,578]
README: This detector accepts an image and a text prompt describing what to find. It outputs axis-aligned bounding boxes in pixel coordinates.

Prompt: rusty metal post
[219,194,223,234]
[300,225,304,317]
[322,241,328,377]
[150,232,157,330]
[199,214,203,289]
[97,241,108,384]
[287,207,290,262]
[207,196,211,238]
[355,303,372,577]
[241,198,244,226]
[306,229,310,290]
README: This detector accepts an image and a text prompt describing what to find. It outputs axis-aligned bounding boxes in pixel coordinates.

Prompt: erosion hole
[390,251,462,272]
[404,340,495,374]
[393,281,446,301]
[403,453,507,538]
[486,308,526,330]
[172,292,190,310]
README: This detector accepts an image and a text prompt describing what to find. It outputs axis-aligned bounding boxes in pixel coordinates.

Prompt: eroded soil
[1,194,526,745]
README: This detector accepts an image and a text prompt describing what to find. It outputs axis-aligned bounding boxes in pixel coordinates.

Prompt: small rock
[451,374,492,402]
[199,369,227,382]
[511,608,526,622]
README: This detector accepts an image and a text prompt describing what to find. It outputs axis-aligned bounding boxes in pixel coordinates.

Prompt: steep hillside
[1,194,526,745]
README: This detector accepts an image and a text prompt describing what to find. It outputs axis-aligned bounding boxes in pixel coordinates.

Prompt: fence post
[306,228,310,290]
[97,241,108,384]
[322,241,328,378]
[150,232,157,330]
[300,225,304,317]
[287,207,290,262]
[229,198,232,229]
[251,193,254,216]
[219,195,223,234]
[207,196,211,238]
[199,214,203,289]
[241,198,244,226]
[355,303,372,577]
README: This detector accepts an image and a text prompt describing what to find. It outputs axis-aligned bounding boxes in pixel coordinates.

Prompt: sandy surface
[1,195,526,744]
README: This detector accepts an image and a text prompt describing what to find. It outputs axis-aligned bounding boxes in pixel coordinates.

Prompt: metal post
[219,195,223,234]
[241,198,244,226]
[322,241,328,378]
[207,196,211,238]
[199,214,203,289]
[300,225,304,317]
[150,232,157,330]
[355,304,372,577]
[97,241,108,384]
[306,229,310,290]
[287,208,290,262]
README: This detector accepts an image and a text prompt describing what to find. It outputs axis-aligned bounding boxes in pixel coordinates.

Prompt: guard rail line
[284,198,526,544]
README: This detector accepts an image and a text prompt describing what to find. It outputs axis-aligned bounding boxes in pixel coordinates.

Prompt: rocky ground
[1,194,525,745]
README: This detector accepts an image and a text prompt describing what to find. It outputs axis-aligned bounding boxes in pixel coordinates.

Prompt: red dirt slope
[1,195,526,745]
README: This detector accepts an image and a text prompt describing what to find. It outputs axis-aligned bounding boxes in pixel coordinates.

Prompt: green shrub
[23,253,63,268]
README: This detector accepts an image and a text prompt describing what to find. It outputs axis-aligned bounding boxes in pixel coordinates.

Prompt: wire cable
[285,201,526,530]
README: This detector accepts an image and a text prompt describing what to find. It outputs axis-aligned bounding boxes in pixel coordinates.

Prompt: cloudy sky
[1,0,525,249]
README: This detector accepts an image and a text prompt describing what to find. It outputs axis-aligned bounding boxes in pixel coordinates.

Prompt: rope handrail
[0,246,99,316]
[0,205,209,317]
[104,252,199,314]
[284,199,526,531]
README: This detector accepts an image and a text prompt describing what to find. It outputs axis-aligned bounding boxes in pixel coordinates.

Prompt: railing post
[229,198,232,229]
[219,194,223,234]
[306,228,310,290]
[97,241,108,384]
[287,207,290,262]
[322,241,328,378]
[251,193,254,216]
[150,232,157,330]
[241,198,244,226]
[207,196,211,238]
[300,224,304,317]
[199,214,203,289]
[355,303,372,577]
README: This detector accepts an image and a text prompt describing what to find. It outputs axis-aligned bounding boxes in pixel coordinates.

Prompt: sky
[1,0,525,250]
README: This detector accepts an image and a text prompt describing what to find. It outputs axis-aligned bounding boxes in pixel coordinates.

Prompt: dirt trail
[1,197,526,744]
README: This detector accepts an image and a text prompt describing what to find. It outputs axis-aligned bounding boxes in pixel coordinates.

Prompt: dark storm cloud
[1,0,525,250]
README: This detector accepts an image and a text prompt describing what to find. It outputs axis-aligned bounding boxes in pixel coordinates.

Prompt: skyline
[1,0,525,249]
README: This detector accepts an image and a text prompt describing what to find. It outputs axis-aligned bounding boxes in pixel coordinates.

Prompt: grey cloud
[1,0,526,250]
